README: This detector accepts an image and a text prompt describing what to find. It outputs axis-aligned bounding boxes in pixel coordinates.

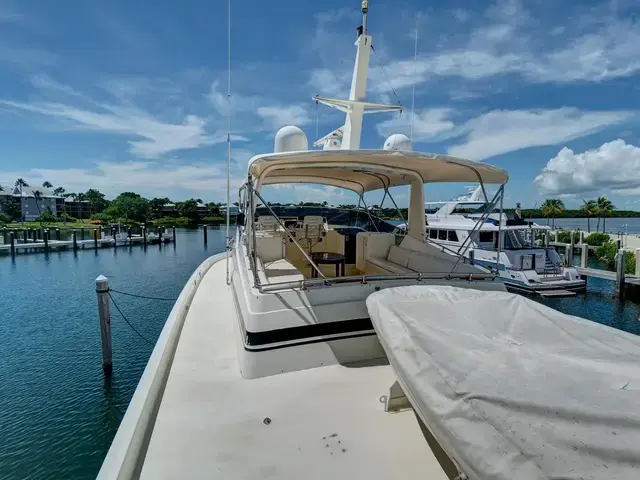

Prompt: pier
[0,225,175,256]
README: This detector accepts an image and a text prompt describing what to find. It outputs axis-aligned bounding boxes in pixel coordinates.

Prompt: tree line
[0,178,229,224]
[523,197,617,232]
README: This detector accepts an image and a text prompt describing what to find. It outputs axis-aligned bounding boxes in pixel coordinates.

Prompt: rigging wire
[108,291,155,347]
[410,14,419,141]
[315,98,319,144]
[225,0,232,285]
[370,45,402,110]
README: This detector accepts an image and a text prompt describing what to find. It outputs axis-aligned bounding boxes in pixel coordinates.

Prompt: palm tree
[42,181,53,188]
[14,178,29,223]
[541,198,565,228]
[596,196,614,233]
[33,190,43,215]
[581,199,597,233]
[53,187,65,196]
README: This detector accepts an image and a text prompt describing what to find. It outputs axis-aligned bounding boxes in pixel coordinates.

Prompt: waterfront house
[63,197,91,219]
[0,185,63,221]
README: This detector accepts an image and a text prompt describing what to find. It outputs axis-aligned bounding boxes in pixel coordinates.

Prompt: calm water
[1,226,640,479]
[531,217,640,234]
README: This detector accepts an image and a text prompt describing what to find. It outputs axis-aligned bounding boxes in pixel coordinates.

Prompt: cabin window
[447,230,459,242]
[438,230,447,240]
[478,231,493,243]
[429,229,437,239]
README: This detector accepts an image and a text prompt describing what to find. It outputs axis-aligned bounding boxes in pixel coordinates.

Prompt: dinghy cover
[366,286,640,480]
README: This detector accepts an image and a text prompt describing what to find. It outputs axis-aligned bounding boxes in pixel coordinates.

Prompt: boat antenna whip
[362,0,369,34]
[225,0,232,285]
[410,13,419,141]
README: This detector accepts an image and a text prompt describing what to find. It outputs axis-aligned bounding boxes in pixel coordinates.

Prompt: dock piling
[172,226,176,243]
[564,245,573,266]
[94,229,98,251]
[73,230,78,250]
[1,227,6,245]
[80,227,85,241]
[203,224,208,244]
[22,229,27,243]
[56,228,61,241]
[158,227,163,245]
[142,225,147,247]
[615,251,626,299]
[10,231,15,255]
[580,244,588,268]
[127,227,132,244]
[544,230,550,247]
[636,248,640,277]
[44,230,49,253]
[95,275,113,375]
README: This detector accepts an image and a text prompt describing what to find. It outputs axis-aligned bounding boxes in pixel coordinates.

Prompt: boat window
[447,230,459,242]
[478,231,493,243]
[438,230,447,240]
[429,229,437,239]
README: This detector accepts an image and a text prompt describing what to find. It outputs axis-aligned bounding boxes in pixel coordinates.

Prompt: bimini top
[248,150,508,195]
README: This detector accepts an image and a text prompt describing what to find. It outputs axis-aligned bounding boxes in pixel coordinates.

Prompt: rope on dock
[107,291,155,347]
[108,288,178,302]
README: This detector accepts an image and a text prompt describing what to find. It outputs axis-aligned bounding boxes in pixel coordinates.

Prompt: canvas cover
[366,286,640,480]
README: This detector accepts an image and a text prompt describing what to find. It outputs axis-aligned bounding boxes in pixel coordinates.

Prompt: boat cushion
[367,285,640,480]
[367,256,413,274]
[387,245,410,268]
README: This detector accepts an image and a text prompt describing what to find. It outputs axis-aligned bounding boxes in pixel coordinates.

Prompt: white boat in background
[395,185,585,294]
[95,3,622,480]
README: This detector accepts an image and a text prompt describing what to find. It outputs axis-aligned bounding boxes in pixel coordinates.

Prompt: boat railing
[257,271,498,293]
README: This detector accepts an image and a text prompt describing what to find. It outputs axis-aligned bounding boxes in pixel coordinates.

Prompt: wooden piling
[22,229,27,243]
[203,224,208,244]
[10,231,15,255]
[32,228,37,242]
[564,245,572,266]
[570,231,575,251]
[142,225,147,247]
[73,230,78,250]
[95,275,113,375]
[172,226,176,242]
[94,228,98,250]
[636,248,640,277]
[127,227,132,244]
[615,251,626,300]
[56,228,61,241]
[44,230,49,253]
[158,227,163,243]
[1,227,6,245]
[80,227,85,241]
[580,244,588,268]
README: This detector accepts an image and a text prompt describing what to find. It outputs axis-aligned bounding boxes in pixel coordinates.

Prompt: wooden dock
[576,267,640,286]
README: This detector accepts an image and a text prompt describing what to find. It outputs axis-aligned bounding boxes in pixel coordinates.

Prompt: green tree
[15,178,28,223]
[84,189,108,216]
[53,187,66,196]
[104,192,149,222]
[33,190,43,215]
[596,196,614,233]
[581,199,598,233]
[207,202,221,216]
[36,206,56,225]
[541,198,565,228]
[149,197,171,219]
[178,198,199,221]
[42,181,53,188]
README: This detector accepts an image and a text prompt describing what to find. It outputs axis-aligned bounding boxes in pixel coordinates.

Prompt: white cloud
[376,107,633,161]
[0,160,245,201]
[256,105,311,130]
[448,108,634,160]
[534,139,640,195]
[376,108,456,141]
[0,99,217,157]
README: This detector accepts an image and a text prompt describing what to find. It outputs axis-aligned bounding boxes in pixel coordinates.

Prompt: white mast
[313,1,402,151]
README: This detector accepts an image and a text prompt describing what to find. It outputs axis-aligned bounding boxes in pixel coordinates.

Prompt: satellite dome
[383,134,412,152]
[274,126,308,153]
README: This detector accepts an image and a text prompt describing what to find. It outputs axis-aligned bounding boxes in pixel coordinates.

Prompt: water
[531,217,640,234]
[0,227,225,480]
[1,226,640,479]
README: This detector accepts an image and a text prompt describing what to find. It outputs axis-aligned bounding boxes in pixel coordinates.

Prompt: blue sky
[0,0,639,209]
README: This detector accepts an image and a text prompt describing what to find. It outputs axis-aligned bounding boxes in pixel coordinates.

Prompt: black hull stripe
[244,331,377,352]
[246,317,374,347]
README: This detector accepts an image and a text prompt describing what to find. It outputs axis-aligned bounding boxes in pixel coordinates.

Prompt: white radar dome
[274,125,308,153]
[383,133,412,152]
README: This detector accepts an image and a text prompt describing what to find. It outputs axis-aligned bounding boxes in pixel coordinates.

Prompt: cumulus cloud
[257,105,311,130]
[534,139,640,195]
[376,108,456,141]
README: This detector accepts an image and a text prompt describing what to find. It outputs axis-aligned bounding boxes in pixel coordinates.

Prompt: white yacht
[395,186,585,294]
[97,3,636,480]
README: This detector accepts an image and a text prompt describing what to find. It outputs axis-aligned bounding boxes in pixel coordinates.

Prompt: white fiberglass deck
[138,259,448,479]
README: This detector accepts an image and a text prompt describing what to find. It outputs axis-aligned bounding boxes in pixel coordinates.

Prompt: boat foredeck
[139,259,448,479]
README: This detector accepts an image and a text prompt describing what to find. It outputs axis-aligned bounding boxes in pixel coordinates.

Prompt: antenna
[361,0,369,34]
[410,13,419,141]
[225,0,232,285]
